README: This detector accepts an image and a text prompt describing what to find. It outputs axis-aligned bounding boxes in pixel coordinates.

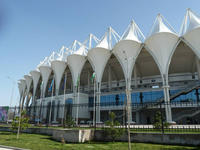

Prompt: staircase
[174,108,200,122]
[134,81,200,111]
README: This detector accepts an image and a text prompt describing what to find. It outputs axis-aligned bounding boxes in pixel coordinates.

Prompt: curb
[0,145,29,150]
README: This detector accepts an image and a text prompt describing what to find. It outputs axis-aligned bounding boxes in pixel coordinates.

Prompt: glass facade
[88,88,200,107]
[172,89,199,102]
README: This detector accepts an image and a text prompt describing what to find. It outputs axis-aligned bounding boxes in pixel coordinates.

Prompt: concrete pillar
[72,86,77,120]
[108,65,112,90]
[21,91,26,110]
[126,78,133,123]
[96,82,101,123]
[133,67,138,88]
[55,89,59,96]
[162,75,175,124]
[25,93,30,108]
[195,56,200,79]
[36,100,40,121]
[136,111,140,124]
[87,70,90,92]
[53,100,58,123]
[42,101,47,120]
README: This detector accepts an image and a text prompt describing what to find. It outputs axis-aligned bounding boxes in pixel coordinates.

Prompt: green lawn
[130,128,200,134]
[0,131,199,150]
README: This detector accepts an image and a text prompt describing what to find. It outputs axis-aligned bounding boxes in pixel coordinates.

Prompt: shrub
[153,111,169,130]
[64,115,75,128]
[11,110,30,132]
[104,112,124,142]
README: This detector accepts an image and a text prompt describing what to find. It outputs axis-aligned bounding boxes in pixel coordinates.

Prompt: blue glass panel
[65,98,72,104]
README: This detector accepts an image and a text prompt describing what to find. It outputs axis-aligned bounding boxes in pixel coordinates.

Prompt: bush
[64,115,75,128]
[11,110,30,132]
[104,112,124,142]
[153,111,169,130]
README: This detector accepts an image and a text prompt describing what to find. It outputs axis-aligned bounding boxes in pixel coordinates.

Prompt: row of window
[89,89,200,106]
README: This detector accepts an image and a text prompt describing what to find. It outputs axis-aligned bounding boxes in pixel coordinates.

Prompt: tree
[11,110,30,132]
[104,112,124,142]
[153,111,169,130]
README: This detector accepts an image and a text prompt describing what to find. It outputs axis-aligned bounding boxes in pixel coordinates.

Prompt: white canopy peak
[96,32,109,49]
[67,40,87,56]
[180,9,200,35]
[24,74,32,79]
[121,20,145,43]
[82,34,100,50]
[148,14,176,37]
[19,79,26,88]
[49,51,59,61]
[37,56,51,68]
[73,45,87,56]
[69,40,83,52]
[96,27,120,49]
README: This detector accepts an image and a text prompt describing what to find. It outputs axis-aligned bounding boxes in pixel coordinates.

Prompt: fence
[2,101,200,125]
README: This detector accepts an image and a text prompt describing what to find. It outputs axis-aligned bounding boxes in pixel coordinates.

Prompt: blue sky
[0,0,200,106]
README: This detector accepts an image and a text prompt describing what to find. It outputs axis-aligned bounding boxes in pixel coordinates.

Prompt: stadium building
[18,9,200,125]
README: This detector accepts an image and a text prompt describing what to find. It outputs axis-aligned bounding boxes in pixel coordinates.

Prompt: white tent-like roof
[145,14,179,76]
[24,75,32,95]
[24,75,32,106]
[51,48,67,95]
[67,45,87,87]
[19,79,26,106]
[181,9,200,59]
[38,56,52,98]
[30,70,40,100]
[87,32,111,83]
[113,20,144,83]
[19,9,200,104]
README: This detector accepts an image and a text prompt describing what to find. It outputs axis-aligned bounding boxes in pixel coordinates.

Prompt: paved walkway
[0,145,28,150]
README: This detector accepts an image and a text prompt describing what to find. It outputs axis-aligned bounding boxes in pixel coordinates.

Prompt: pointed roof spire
[49,51,59,61]
[82,34,99,50]
[149,14,176,37]
[74,45,87,56]
[181,9,200,35]
[96,32,109,49]
[57,46,68,61]
[121,20,145,42]
[188,9,200,30]
[37,56,51,67]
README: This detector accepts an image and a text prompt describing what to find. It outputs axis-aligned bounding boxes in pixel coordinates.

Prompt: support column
[18,95,22,114]
[108,65,112,91]
[87,70,90,92]
[136,111,140,124]
[133,67,138,88]
[72,86,77,121]
[55,89,59,96]
[53,100,58,123]
[96,82,101,124]
[162,75,175,124]
[195,56,200,79]
[21,92,26,110]
[30,96,35,121]
[126,79,134,124]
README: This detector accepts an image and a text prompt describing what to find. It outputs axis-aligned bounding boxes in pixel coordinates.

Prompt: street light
[122,51,132,150]
[7,76,16,123]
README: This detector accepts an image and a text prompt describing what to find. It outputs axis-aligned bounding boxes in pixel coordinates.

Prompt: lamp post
[122,51,132,150]
[7,76,16,123]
